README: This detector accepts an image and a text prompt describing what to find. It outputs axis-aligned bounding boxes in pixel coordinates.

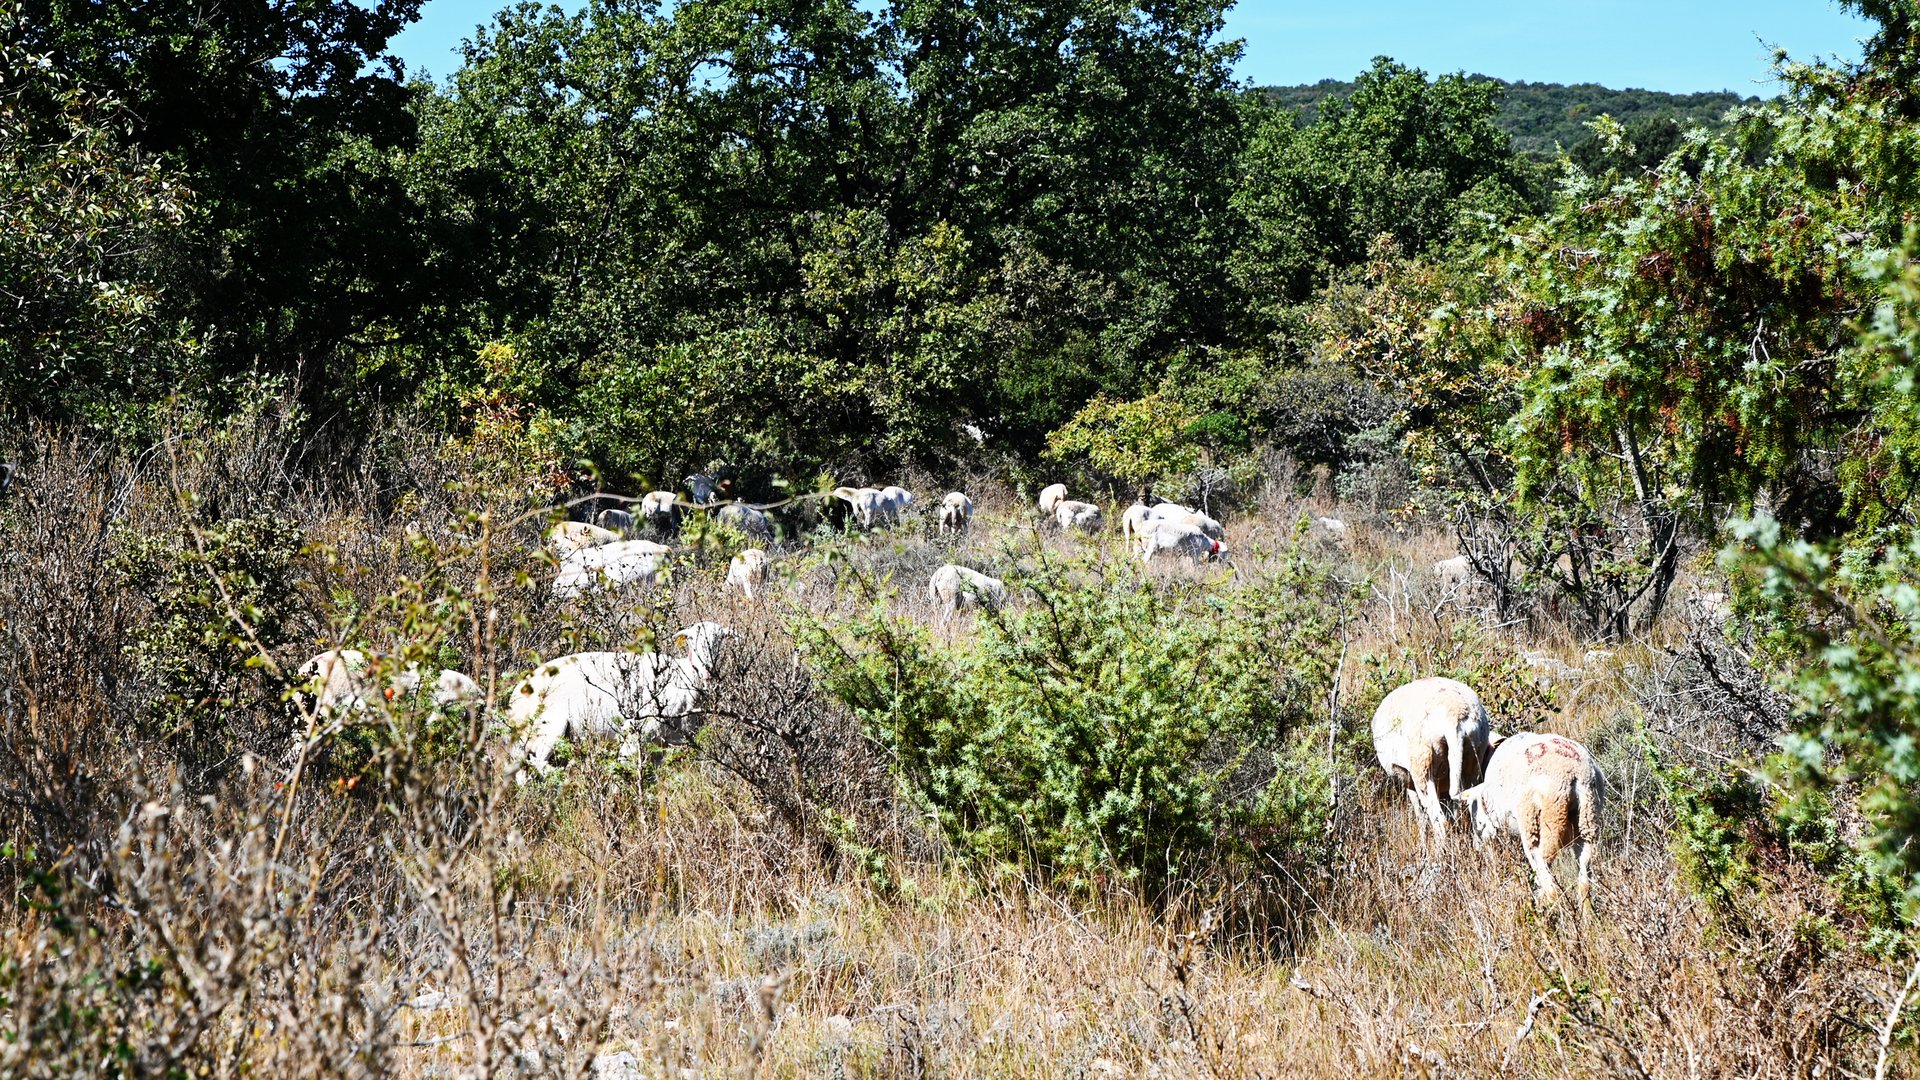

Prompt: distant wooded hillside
[1257,77,1761,155]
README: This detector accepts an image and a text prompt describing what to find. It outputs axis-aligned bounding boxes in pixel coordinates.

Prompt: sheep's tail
[1575,763,1605,842]
[1445,724,1464,803]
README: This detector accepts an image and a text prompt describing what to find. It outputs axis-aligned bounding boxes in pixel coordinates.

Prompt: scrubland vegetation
[11,0,1920,1075]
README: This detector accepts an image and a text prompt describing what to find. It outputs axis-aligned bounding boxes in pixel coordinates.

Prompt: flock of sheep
[293,473,1604,907]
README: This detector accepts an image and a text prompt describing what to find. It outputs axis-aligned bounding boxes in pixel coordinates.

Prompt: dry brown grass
[0,415,1910,1078]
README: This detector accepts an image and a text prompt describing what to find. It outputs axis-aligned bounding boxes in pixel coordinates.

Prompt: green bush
[798,549,1348,898]
[121,510,304,769]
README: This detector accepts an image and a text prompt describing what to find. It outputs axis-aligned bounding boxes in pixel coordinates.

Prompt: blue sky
[389,1,1875,94]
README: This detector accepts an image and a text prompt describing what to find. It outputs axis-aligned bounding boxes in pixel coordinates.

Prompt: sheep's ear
[1486,731,1508,753]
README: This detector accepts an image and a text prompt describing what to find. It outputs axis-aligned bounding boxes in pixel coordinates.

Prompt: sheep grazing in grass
[1054,499,1103,532]
[927,563,1007,620]
[1433,554,1473,588]
[552,539,670,598]
[1314,516,1352,546]
[715,501,775,543]
[1122,501,1223,543]
[878,485,915,523]
[833,486,888,529]
[509,622,733,779]
[726,548,770,600]
[939,491,974,534]
[1371,676,1493,846]
[548,520,621,554]
[640,490,679,533]
[296,650,483,719]
[1037,483,1068,516]
[595,507,636,535]
[1152,506,1224,540]
[1135,520,1228,564]
[1461,731,1605,907]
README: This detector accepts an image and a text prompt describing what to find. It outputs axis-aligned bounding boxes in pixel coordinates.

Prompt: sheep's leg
[516,716,564,784]
[1418,784,1449,844]
[1403,787,1434,850]
[1574,838,1594,908]
[1523,805,1560,905]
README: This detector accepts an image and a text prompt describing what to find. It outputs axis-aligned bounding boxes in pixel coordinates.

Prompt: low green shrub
[798,548,1349,899]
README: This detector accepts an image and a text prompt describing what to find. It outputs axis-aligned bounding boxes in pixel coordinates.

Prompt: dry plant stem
[1876,952,1920,1080]
[1503,988,1559,1071]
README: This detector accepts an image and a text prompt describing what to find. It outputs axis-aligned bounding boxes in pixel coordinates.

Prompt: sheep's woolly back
[548,520,621,554]
[928,564,1006,613]
[1369,677,1485,750]
[1370,677,1493,841]
[1054,500,1103,531]
[1472,732,1604,860]
[726,549,770,598]
[939,493,973,533]
[1137,520,1225,563]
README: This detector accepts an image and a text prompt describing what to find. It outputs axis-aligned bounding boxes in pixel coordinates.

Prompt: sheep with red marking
[1460,731,1605,906]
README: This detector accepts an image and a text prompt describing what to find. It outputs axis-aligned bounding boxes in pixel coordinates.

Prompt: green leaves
[0,26,199,433]
[800,551,1344,896]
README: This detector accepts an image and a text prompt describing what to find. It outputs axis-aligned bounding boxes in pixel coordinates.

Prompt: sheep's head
[1459,784,1497,843]
[675,621,736,679]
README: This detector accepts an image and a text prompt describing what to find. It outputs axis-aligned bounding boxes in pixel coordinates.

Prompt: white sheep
[1460,732,1605,906]
[714,501,774,543]
[1371,677,1493,846]
[1053,499,1103,532]
[878,485,915,523]
[1037,483,1068,516]
[595,507,636,535]
[547,520,621,554]
[1313,516,1352,546]
[1151,506,1224,540]
[832,486,887,529]
[1433,554,1473,588]
[509,622,733,779]
[640,490,679,533]
[296,650,483,719]
[726,548,770,600]
[1135,520,1228,564]
[552,539,671,598]
[927,564,1008,620]
[1121,501,1221,542]
[938,491,974,534]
